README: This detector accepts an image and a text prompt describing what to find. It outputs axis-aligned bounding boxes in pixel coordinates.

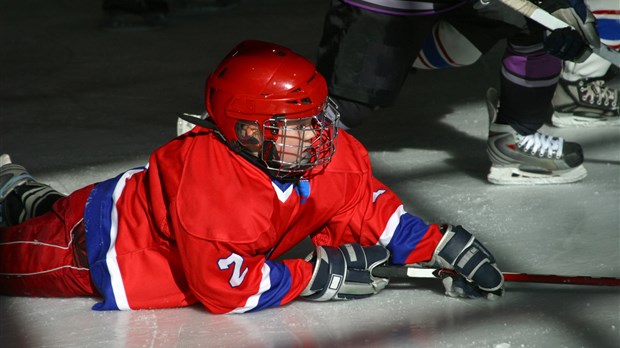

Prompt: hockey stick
[494,0,620,67]
[372,265,620,287]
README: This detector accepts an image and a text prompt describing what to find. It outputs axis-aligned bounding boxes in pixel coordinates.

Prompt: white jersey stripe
[106,168,143,311]
[378,205,406,247]
[272,182,295,203]
[229,263,272,314]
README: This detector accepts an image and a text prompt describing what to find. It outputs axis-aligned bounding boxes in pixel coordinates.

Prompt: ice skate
[0,154,35,201]
[1,154,34,226]
[485,88,587,185]
[0,154,65,226]
[551,78,619,127]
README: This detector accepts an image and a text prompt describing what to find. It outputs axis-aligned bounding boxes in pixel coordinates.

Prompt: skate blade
[551,113,620,128]
[487,165,588,185]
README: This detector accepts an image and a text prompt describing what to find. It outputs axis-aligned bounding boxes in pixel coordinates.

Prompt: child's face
[275,118,317,167]
[235,114,336,179]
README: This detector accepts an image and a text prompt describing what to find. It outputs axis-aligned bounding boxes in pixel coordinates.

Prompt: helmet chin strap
[261,140,305,182]
[261,140,280,162]
[243,142,301,183]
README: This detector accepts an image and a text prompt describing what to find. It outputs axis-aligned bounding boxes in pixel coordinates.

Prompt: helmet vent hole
[217,67,228,78]
[275,50,286,57]
[301,98,311,104]
[286,100,299,104]
[292,88,302,93]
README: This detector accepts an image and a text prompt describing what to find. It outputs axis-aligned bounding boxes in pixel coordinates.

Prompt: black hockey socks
[2,183,65,226]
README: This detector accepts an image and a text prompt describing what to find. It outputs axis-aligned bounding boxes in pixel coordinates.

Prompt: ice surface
[1,1,619,347]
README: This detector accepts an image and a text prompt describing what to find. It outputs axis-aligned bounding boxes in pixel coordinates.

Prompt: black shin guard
[2,183,65,226]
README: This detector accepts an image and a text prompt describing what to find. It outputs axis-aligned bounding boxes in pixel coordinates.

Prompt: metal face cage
[235,98,340,179]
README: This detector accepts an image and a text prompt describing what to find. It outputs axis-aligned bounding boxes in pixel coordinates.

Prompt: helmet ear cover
[234,120,262,154]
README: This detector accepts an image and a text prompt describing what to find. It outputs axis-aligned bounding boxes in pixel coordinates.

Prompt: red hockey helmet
[205,40,339,180]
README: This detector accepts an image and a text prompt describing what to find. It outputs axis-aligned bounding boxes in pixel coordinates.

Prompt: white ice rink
[1,1,619,347]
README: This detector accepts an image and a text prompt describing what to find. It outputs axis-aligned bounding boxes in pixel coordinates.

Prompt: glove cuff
[300,246,346,301]
[432,225,504,292]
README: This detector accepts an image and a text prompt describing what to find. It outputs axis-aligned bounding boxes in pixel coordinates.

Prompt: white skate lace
[580,80,618,108]
[515,133,564,159]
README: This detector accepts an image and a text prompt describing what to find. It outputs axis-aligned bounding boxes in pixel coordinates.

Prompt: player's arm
[175,231,316,314]
[371,189,505,298]
[309,136,503,300]
[328,173,504,299]
[318,172,442,264]
[176,231,392,310]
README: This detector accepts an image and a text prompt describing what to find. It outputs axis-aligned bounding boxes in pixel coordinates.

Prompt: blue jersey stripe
[386,213,430,264]
[84,168,145,311]
[598,18,620,41]
[249,261,292,312]
[84,174,123,311]
[421,35,452,69]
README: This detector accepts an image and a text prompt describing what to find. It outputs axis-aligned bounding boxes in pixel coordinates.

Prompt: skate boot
[0,154,34,202]
[551,78,619,127]
[485,89,587,185]
[1,154,33,226]
[0,154,65,226]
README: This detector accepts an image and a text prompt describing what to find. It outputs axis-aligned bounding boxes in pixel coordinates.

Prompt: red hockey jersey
[84,127,443,314]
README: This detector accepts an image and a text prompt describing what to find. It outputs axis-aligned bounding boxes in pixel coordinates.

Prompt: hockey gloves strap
[300,243,390,301]
[429,225,504,300]
[535,0,599,62]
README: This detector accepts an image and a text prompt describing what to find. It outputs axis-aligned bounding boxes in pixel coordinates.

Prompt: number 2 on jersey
[217,253,249,287]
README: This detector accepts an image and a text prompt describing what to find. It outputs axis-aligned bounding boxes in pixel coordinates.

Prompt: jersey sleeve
[174,230,313,314]
[315,138,444,265]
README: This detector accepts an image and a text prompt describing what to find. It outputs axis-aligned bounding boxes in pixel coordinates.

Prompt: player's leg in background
[412,20,482,70]
[552,0,620,127]
[316,0,436,129]
[437,3,587,184]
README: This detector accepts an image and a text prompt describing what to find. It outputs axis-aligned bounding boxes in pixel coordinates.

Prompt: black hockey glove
[300,243,390,301]
[544,27,592,62]
[426,225,504,300]
[535,0,599,62]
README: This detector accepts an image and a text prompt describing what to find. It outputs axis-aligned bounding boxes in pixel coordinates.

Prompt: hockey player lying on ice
[0,40,503,314]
